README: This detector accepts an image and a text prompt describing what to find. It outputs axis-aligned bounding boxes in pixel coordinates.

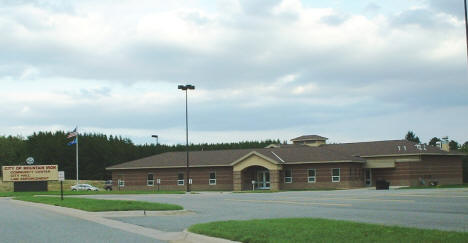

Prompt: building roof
[106,139,459,170]
[322,140,453,157]
[290,135,328,141]
[106,146,363,170]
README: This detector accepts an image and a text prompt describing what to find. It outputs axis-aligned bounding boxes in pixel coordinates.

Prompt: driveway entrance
[86,188,468,233]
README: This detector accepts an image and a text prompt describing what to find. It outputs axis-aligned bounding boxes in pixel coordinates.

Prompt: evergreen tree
[405,131,420,143]
[428,137,440,146]
[462,142,468,152]
[449,140,459,150]
[0,131,282,180]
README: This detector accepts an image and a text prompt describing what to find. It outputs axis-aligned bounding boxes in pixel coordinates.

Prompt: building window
[332,168,340,182]
[118,179,125,187]
[147,173,154,186]
[308,169,316,183]
[284,169,292,183]
[177,173,184,185]
[209,172,216,185]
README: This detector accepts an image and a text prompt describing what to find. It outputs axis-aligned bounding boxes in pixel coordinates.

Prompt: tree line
[0,131,280,180]
[1,130,466,182]
[405,131,467,151]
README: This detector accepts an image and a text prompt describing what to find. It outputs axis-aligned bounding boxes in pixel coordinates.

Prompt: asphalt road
[83,188,468,233]
[0,198,162,243]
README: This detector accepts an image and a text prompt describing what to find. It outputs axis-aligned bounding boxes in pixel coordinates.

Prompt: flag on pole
[67,138,77,146]
[65,126,79,185]
[67,127,78,138]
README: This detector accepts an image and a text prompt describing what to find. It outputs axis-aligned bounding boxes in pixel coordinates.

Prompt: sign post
[58,171,65,200]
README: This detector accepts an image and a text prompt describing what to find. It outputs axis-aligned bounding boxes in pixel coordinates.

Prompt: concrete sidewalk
[6,197,237,243]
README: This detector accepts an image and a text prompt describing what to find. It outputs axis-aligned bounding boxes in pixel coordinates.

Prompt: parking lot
[81,188,468,233]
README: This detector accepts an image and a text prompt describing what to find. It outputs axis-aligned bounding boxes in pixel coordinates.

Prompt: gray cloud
[238,0,282,16]
[391,8,455,29]
[363,3,381,15]
[428,0,465,19]
[0,1,467,144]
[320,13,349,26]
[0,1,461,90]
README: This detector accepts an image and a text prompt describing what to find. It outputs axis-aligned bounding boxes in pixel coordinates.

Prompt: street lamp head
[178,84,195,90]
[151,135,158,138]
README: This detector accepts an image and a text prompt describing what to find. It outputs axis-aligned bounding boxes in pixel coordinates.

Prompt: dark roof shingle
[322,140,451,157]
[107,146,363,170]
[106,139,457,170]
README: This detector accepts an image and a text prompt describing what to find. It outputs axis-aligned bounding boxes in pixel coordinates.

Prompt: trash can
[376,179,390,190]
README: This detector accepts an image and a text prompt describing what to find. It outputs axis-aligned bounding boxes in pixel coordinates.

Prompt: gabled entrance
[231,151,282,191]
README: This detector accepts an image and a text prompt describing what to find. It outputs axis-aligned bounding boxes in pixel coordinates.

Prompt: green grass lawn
[398,184,468,190]
[14,196,183,212]
[189,218,468,243]
[0,190,185,197]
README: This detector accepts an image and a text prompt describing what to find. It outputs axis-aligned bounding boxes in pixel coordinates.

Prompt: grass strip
[0,190,184,197]
[398,184,468,190]
[189,218,468,243]
[14,196,183,212]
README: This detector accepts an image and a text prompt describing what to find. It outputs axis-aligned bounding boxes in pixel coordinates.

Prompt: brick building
[106,135,464,191]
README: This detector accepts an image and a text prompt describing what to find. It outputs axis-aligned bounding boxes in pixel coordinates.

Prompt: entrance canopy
[365,160,395,169]
[231,151,282,191]
[231,151,282,172]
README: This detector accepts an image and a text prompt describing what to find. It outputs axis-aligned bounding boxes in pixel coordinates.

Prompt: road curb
[178,229,239,243]
[5,197,238,243]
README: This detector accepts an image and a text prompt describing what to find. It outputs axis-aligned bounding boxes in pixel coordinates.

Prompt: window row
[284,168,341,183]
[144,172,217,186]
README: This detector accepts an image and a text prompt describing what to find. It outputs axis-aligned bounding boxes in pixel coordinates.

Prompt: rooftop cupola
[291,135,328,147]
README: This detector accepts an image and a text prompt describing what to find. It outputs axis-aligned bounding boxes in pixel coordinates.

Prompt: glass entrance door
[365,169,372,186]
[257,170,270,189]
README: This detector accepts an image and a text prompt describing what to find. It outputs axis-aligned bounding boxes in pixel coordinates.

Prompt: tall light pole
[151,135,158,145]
[178,84,195,192]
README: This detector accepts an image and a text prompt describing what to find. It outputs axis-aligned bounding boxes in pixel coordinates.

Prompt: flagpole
[76,127,79,185]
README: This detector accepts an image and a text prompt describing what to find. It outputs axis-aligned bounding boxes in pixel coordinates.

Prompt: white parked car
[71,184,99,191]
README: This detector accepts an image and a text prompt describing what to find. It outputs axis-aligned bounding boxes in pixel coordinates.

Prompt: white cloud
[0,0,467,144]
[291,83,317,95]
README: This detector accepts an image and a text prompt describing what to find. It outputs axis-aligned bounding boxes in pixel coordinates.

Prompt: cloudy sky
[1,0,467,145]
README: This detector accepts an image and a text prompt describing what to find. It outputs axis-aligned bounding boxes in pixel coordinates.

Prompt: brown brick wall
[409,155,463,186]
[110,155,463,191]
[372,155,463,186]
[372,164,410,186]
[280,163,365,189]
[111,166,233,191]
